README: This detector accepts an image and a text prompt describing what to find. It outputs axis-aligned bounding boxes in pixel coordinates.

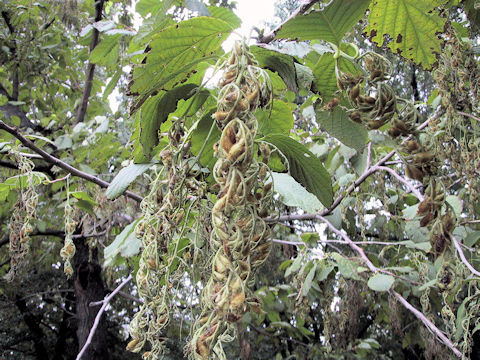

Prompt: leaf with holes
[277,0,371,44]
[130,15,239,98]
[364,0,446,69]
[263,134,333,207]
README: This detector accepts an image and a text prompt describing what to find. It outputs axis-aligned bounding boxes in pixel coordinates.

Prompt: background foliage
[1,0,480,359]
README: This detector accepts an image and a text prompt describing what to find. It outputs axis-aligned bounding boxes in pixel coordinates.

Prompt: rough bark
[73,236,110,360]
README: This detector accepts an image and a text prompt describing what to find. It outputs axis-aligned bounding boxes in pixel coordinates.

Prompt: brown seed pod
[414,152,435,164]
[405,164,424,181]
[404,140,420,153]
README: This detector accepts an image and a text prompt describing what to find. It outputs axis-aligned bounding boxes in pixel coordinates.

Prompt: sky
[233,0,277,38]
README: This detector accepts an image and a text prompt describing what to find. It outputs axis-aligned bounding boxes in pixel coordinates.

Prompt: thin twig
[76,275,132,360]
[377,166,424,200]
[391,290,462,358]
[451,234,480,278]
[75,0,105,124]
[458,111,480,122]
[317,216,462,358]
[0,120,143,203]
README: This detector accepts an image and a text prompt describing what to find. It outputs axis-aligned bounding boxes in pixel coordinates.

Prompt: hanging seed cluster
[338,52,452,256]
[338,53,396,129]
[189,41,273,360]
[60,197,76,278]
[128,123,205,360]
[5,151,38,282]
[433,24,480,211]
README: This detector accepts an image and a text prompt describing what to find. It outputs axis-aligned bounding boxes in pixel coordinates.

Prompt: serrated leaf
[250,46,298,92]
[106,163,152,200]
[364,0,446,69]
[277,0,371,44]
[208,6,241,28]
[139,84,197,160]
[367,273,395,292]
[257,100,294,136]
[190,108,220,170]
[271,172,323,213]
[316,107,368,150]
[130,16,236,97]
[104,219,142,267]
[263,134,333,207]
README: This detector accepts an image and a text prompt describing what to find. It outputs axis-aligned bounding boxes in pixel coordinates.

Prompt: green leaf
[104,219,142,267]
[446,195,463,218]
[263,134,333,207]
[257,100,294,136]
[70,191,98,215]
[250,46,298,92]
[103,69,122,100]
[90,34,121,68]
[310,52,359,100]
[270,172,323,213]
[316,107,368,150]
[364,0,446,69]
[139,84,197,160]
[331,252,361,280]
[277,0,371,44]
[285,255,303,277]
[403,241,431,251]
[55,134,72,149]
[302,264,316,296]
[190,109,220,170]
[207,6,241,28]
[106,163,152,200]
[130,16,235,97]
[367,273,395,292]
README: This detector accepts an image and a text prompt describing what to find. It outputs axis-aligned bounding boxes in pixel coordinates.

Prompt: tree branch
[256,0,320,44]
[458,111,480,122]
[76,274,132,360]
[451,234,480,278]
[0,120,143,203]
[75,0,105,124]
[317,215,463,358]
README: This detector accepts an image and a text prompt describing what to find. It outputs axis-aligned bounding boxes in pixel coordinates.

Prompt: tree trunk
[73,237,110,360]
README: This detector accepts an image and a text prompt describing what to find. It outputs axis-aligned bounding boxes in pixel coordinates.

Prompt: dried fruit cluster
[190,41,273,360]
[128,123,205,360]
[5,151,38,282]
